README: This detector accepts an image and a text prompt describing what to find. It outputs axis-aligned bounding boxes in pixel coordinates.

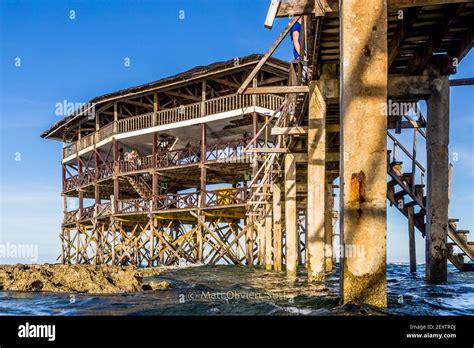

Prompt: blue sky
[0,0,473,264]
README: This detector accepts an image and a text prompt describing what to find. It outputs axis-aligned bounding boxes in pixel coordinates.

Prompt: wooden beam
[271,126,307,135]
[238,15,301,94]
[163,90,200,102]
[388,7,419,67]
[404,4,462,74]
[244,86,309,94]
[276,0,470,17]
[450,78,474,86]
[122,99,153,109]
[245,148,289,153]
[276,0,333,17]
[265,0,280,29]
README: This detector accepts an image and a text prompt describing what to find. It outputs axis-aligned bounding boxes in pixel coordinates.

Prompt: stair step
[449,218,460,223]
[405,200,419,207]
[387,180,397,187]
[394,190,408,200]
[456,230,469,235]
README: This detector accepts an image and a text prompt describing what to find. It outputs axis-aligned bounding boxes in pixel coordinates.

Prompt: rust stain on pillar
[340,0,388,307]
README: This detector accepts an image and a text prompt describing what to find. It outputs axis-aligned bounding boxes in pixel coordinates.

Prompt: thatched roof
[41,54,289,139]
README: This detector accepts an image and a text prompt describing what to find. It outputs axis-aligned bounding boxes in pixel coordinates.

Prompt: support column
[149,216,155,267]
[425,76,449,283]
[307,81,326,281]
[340,0,388,307]
[77,157,83,220]
[285,153,298,277]
[113,102,118,134]
[113,139,119,214]
[197,123,207,263]
[324,182,334,272]
[152,132,159,198]
[407,206,416,273]
[153,92,159,125]
[265,201,273,270]
[273,183,282,272]
[257,221,265,266]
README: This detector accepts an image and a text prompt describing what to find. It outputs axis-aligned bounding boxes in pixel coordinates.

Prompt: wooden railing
[64,137,260,192]
[64,209,79,224]
[118,199,150,214]
[96,123,114,143]
[117,113,154,134]
[64,175,79,191]
[158,103,201,125]
[62,93,284,159]
[205,187,247,207]
[81,206,95,220]
[96,202,112,217]
[118,155,154,173]
[387,131,425,192]
[154,192,199,210]
[63,187,249,223]
[156,148,200,168]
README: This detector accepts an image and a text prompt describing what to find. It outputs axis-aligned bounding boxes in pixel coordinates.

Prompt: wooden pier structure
[42,0,474,307]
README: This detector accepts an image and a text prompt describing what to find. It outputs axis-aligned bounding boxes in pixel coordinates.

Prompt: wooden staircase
[387,124,474,271]
[126,174,153,199]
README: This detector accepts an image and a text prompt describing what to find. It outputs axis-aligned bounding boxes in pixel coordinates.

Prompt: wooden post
[285,153,298,277]
[273,183,282,272]
[340,0,388,307]
[95,109,100,131]
[113,102,118,134]
[153,92,159,125]
[201,80,207,117]
[265,201,273,270]
[149,216,155,267]
[257,221,265,266]
[425,75,449,283]
[77,157,83,220]
[245,217,254,266]
[307,81,326,281]
[197,123,207,262]
[113,139,119,214]
[407,206,416,273]
[152,133,159,199]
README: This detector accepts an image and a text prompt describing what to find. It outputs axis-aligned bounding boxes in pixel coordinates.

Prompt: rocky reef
[0,264,170,294]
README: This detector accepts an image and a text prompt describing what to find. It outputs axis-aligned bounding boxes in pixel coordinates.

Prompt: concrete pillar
[324,182,334,272]
[307,82,326,281]
[407,206,416,273]
[425,76,449,283]
[265,201,273,270]
[273,183,282,272]
[285,153,298,277]
[340,0,388,307]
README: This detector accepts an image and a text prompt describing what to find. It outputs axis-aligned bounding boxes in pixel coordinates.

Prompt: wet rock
[142,280,171,291]
[0,264,165,294]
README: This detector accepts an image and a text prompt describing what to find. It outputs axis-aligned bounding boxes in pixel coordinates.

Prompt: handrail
[387,132,425,173]
[62,93,285,159]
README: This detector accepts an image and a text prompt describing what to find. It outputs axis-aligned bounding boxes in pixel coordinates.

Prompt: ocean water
[0,263,473,316]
